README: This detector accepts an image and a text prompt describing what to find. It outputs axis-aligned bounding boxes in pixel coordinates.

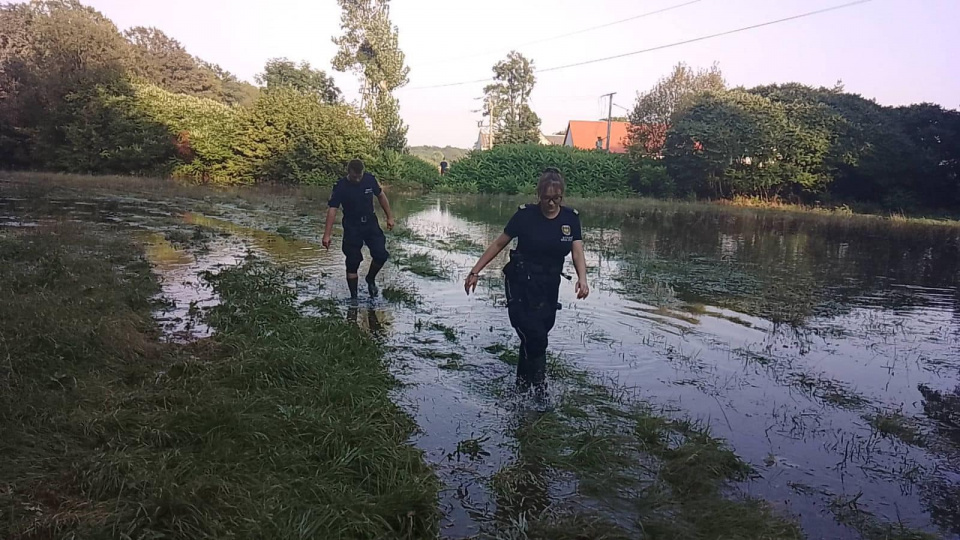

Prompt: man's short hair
[348,159,365,174]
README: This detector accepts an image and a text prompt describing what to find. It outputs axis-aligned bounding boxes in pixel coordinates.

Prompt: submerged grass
[0,225,438,539]
[830,494,940,540]
[479,344,802,540]
[398,252,447,279]
[435,232,485,254]
[382,283,421,307]
[428,321,459,342]
[867,411,924,446]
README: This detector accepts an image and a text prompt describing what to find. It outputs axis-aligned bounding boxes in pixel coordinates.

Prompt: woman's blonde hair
[537,167,566,198]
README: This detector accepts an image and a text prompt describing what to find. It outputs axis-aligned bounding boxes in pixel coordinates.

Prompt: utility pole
[601,92,616,151]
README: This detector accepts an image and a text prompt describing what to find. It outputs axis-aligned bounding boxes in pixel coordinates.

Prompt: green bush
[133,83,242,182]
[368,151,441,190]
[399,153,441,190]
[442,144,632,196]
[629,157,674,197]
[230,88,375,185]
[53,82,176,175]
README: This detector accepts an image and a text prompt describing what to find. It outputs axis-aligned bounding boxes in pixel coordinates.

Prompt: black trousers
[505,269,561,390]
[341,219,389,274]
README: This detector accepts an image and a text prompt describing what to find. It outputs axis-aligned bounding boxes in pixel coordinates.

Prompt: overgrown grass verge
[479,346,803,539]
[0,225,438,539]
[721,195,960,228]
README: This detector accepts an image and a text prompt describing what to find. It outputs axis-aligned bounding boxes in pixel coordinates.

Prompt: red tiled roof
[565,121,631,153]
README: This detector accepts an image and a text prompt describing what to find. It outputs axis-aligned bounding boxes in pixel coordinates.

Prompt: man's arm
[376,192,395,231]
[322,207,337,249]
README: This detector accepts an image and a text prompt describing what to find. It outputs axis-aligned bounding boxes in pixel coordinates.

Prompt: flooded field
[2,175,958,539]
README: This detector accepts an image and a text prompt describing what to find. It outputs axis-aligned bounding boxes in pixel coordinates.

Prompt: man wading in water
[465,167,589,395]
[322,159,395,300]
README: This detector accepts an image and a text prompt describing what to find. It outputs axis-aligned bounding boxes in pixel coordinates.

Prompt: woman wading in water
[465,168,589,393]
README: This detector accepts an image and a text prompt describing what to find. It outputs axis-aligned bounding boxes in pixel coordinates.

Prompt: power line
[412,0,703,69]
[537,0,873,74]
[404,0,874,91]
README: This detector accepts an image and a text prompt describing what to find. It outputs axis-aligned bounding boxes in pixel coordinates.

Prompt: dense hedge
[369,151,441,190]
[53,83,176,175]
[134,84,242,181]
[229,89,375,185]
[442,144,635,196]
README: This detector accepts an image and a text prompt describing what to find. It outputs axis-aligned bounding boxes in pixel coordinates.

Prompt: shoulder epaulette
[567,207,579,215]
[519,204,530,210]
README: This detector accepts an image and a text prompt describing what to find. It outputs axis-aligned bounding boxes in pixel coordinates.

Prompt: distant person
[464,167,589,395]
[439,157,449,176]
[322,159,395,300]
[595,136,604,150]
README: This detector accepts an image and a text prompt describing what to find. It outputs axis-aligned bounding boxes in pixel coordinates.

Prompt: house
[474,131,493,151]
[541,133,565,146]
[563,120,631,153]
[474,131,565,150]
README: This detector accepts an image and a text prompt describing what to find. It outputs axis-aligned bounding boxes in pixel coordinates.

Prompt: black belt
[344,215,374,225]
[506,250,562,276]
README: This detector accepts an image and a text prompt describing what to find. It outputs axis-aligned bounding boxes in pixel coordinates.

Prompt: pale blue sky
[82,0,958,147]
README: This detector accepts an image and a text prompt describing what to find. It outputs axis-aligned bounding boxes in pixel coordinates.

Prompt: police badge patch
[561,225,571,236]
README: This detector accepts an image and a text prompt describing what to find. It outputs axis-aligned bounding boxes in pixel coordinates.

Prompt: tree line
[0,0,435,186]
[628,63,960,210]
[463,53,959,212]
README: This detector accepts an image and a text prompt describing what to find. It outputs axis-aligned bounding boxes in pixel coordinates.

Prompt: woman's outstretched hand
[464,273,479,295]
[576,278,590,300]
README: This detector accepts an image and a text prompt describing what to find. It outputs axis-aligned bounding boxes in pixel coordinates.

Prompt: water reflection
[346,304,392,336]
[184,213,323,266]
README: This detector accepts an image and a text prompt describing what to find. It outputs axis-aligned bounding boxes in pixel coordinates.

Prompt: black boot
[347,276,359,300]
[365,260,385,298]
[366,278,380,298]
[517,354,547,393]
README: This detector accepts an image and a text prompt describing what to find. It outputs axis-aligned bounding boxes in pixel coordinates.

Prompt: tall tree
[332,0,410,152]
[258,58,341,104]
[123,26,220,99]
[0,0,132,167]
[628,62,725,157]
[197,60,260,107]
[664,90,831,199]
[484,51,541,146]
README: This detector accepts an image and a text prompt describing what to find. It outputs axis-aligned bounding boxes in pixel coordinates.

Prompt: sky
[80,0,959,148]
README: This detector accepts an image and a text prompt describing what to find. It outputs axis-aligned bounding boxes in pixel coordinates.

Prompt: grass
[867,411,923,446]
[391,226,427,243]
[830,493,941,540]
[485,343,519,365]
[476,343,938,539]
[736,348,871,410]
[412,349,463,361]
[722,195,960,228]
[918,384,960,435]
[382,283,421,307]
[447,436,492,462]
[435,232,485,254]
[398,252,447,279]
[428,321,459,342]
[478,343,803,539]
[0,225,438,539]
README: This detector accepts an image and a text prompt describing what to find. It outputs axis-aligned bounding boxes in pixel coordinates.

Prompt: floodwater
[2,182,958,540]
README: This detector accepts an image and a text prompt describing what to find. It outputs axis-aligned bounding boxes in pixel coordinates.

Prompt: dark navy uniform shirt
[504,204,582,267]
[328,172,381,222]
